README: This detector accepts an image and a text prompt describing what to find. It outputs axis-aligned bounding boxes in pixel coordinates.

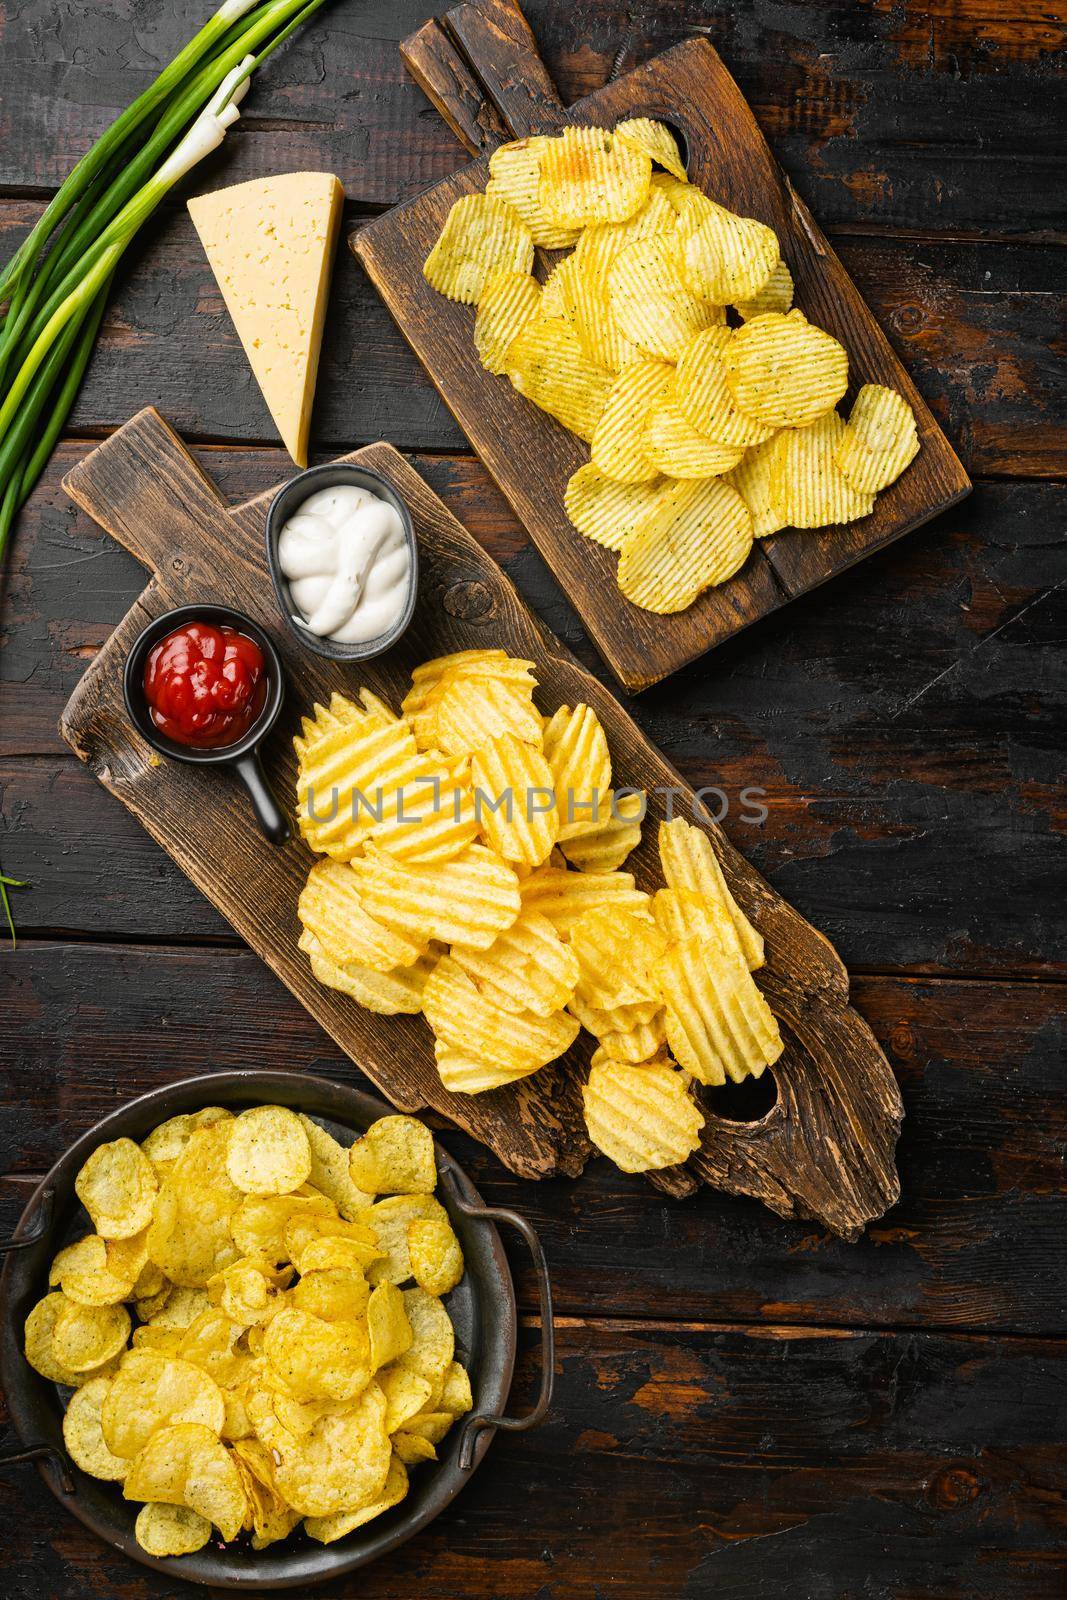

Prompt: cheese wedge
[188,172,343,466]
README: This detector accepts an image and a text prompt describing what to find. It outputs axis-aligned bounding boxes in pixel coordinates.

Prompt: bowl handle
[0,1443,75,1495]
[441,1171,555,1470]
[0,1185,54,1253]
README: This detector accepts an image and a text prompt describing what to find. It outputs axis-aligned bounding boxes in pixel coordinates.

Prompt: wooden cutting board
[352,0,971,692]
[60,407,902,1238]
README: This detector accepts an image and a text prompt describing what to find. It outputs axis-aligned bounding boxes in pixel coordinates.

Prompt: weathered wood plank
[0,199,1057,474]
[4,447,1061,978]
[1,946,1063,1336]
[0,1317,1064,1597]
[0,1,1062,235]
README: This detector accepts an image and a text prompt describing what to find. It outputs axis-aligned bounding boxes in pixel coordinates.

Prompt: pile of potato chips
[26,1107,473,1557]
[294,649,784,1173]
[423,119,920,613]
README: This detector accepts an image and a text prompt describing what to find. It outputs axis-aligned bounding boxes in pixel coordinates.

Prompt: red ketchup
[144,621,267,749]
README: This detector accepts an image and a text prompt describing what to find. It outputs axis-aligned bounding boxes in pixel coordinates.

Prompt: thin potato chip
[505,314,614,442]
[124,1422,246,1541]
[297,1113,374,1220]
[474,268,542,375]
[643,386,745,479]
[658,817,764,969]
[102,1351,225,1459]
[52,1300,130,1373]
[348,1115,437,1197]
[63,1375,129,1480]
[142,1108,231,1170]
[304,1454,408,1543]
[609,234,720,360]
[424,193,534,304]
[75,1138,158,1240]
[558,790,645,873]
[724,433,787,538]
[564,465,667,552]
[207,1257,288,1326]
[450,909,579,1018]
[834,383,920,493]
[538,125,651,228]
[734,258,794,320]
[582,1058,704,1171]
[50,1233,137,1307]
[439,1360,473,1416]
[230,1193,334,1266]
[680,196,780,304]
[226,1105,312,1196]
[591,358,674,483]
[618,477,753,612]
[263,1307,372,1404]
[393,1430,436,1465]
[675,326,774,448]
[399,1287,455,1386]
[614,117,687,181]
[724,311,848,428]
[135,1502,212,1557]
[367,1280,414,1370]
[486,137,582,248]
[272,1382,391,1519]
[655,933,784,1084]
[771,412,875,528]
[25,1292,96,1385]
[407,1217,464,1297]
[471,734,560,866]
[363,1194,450,1287]
[378,1364,433,1432]
[290,1267,370,1324]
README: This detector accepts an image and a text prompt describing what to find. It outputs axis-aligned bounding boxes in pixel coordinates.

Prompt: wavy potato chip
[75,1138,158,1241]
[724,310,848,429]
[63,1374,129,1481]
[304,933,439,1017]
[675,326,774,448]
[298,859,425,974]
[538,125,651,227]
[297,714,422,859]
[558,789,645,873]
[618,476,754,612]
[349,843,521,953]
[519,864,650,938]
[658,817,764,970]
[724,433,787,538]
[609,234,720,360]
[542,704,612,842]
[486,137,581,248]
[424,955,579,1076]
[643,387,746,479]
[407,1217,464,1297]
[424,193,534,304]
[570,905,668,1008]
[427,672,542,759]
[614,117,687,181]
[135,1502,213,1557]
[680,196,780,304]
[564,464,667,551]
[348,1115,437,1197]
[655,933,784,1085]
[52,1299,130,1373]
[433,1041,540,1095]
[771,412,876,528]
[568,991,662,1039]
[474,268,542,375]
[558,226,642,374]
[591,358,674,483]
[450,909,579,1018]
[471,734,560,867]
[834,382,920,494]
[582,1057,704,1172]
[505,314,614,442]
[102,1351,225,1459]
[734,257,794,320]
[401,651,536,742]
[589,1012,668,1063]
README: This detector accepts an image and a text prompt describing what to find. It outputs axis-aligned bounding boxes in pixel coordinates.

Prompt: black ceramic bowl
[264,464,419,664]
[122,604,290,844]
[0,1071,552,1590]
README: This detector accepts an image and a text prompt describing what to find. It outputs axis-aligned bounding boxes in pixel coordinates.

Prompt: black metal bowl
[0,1071,552,1590]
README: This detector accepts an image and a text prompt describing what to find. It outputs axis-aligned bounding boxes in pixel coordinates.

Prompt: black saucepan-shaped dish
[0,1071,553,1590]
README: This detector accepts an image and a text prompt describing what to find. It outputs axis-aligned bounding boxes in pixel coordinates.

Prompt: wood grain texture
[2,1316,1064,1598]
[57,408,902,1232]
[400,19,509,156]
[2,951,1062,1335]
[357,31,971,689]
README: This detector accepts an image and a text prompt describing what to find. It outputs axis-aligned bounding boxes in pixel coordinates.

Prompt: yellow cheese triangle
[188,172,343,467]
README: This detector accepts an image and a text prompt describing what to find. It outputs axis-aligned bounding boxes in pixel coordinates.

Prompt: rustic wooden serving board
[60,407,902,1237]
[351,0,971,692]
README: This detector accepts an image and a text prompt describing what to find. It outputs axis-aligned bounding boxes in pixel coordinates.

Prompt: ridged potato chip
[362,1194,450,1287]
[424,193,534,303]
[590,1013,668,1064]
[297,715,422,859]
[134,1502,213,1557]
[471,734,560,866]
[614,117,687,182]
[429,673,543,758]
[538,125,651,227]
[424,956,579,1075]
[63,1375,129,1480]
[519,864,650,938]
[474,268,542,375]
[298,859,426,974]
[558,789,645,873]
[680,196,780,304]
[407,1217,464,1297]
[542,704,612,841]
[226,1105,312,1197]
[771,411,876,528]
[486,137,581,248]
[403,650,535,727]
[618,477,754,612]
[297,1113,374,1220]
[724,310,848,428]
[53,1299,130,1373]
[591,358,674,483]
[609,234,720,360]
[557,225,641,373]
[651,171,694,213]
[658,817,764,969]
[582,1058,704,1172]
[570,905,668,1008]
[362,758,482,866]
[577,182,678,273]
[735,257,794,320]
[834,383,920,493]
[304,934,438,1017]
[505,314,614,441]
[433,1042,540,1095]
[304,1454,408,1543]
[643,386,746,479]
[655,933,784,1084]
[124,1422,246,1542]
[367,1280,414,1370]
[101,1351,225,1459]
[348,1115,437,1197]
[653,886,754,982]
[450,909,578,1018]
[724,433,787,538]
[675,326,774,448]
[349,843,521,952]
[564,465,667,551]
[568,991,662,1039]
[75,1138,158,1241]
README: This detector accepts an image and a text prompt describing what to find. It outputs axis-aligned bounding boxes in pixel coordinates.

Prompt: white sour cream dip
[277,483,412,645]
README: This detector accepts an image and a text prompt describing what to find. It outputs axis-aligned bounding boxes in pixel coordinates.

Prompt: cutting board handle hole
[702,1069,779,1125]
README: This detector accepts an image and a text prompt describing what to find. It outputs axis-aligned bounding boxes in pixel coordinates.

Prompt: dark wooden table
[1,3,1064,1596]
